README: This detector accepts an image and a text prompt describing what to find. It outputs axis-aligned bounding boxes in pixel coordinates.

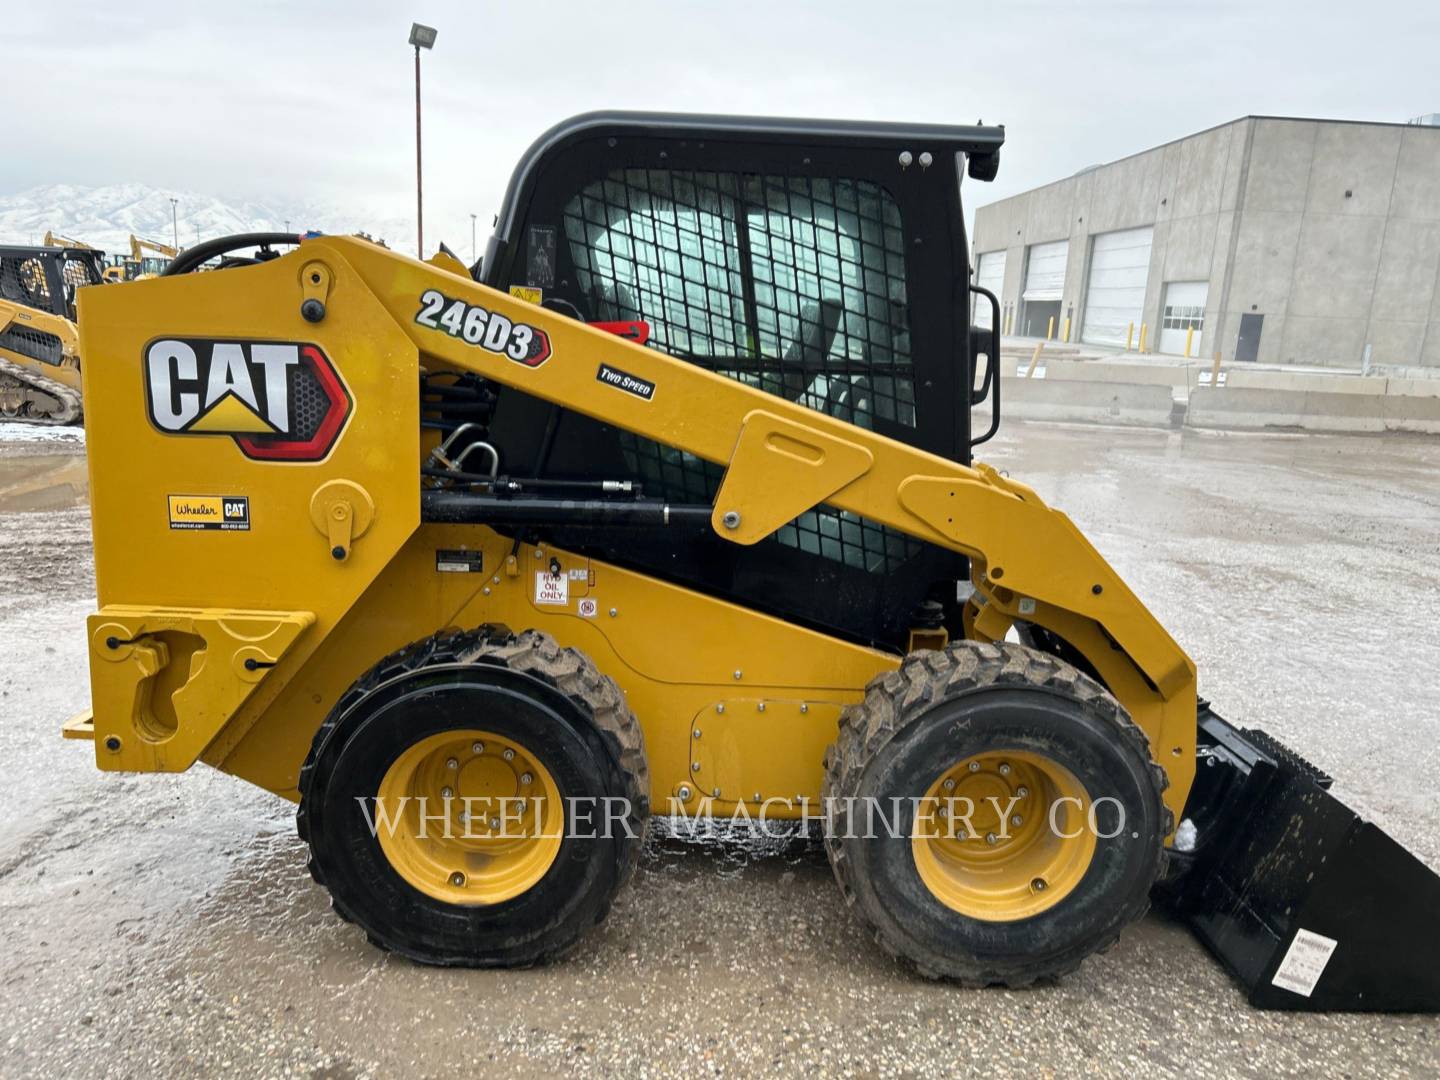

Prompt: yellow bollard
[1027,341,1044,378]
[1062,316,1071,343]
[1125,322,1134,351]
[1046,316,1055,341]
[1138,322,1148,354]
[1210,350,1222,387]
[1184,326,1195,358]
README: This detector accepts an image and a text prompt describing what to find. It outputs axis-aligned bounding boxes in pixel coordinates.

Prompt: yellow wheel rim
[911,749,1096,921]
[376,728,562,905]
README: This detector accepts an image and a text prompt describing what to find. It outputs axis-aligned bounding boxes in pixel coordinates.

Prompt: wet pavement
[1,421,1437,1079]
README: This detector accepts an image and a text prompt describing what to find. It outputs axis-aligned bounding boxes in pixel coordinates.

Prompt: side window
[563,170,915,430]
[1,256,54,310]
[561,169,921,574]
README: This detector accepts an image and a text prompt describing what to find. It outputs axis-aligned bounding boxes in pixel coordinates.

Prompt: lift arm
[299,236,1197,818]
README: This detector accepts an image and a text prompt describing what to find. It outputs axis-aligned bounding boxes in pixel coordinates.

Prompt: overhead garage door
[972,250,1006,328]
[1022,241,1067,301]
[1081,227,1153,347]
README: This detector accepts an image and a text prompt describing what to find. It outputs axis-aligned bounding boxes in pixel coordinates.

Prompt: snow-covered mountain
[0,183,414,257]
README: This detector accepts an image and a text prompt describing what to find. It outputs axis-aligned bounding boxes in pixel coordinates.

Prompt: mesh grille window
[0,326,63,365]
[0,257,54,311]
[562,169,921,574]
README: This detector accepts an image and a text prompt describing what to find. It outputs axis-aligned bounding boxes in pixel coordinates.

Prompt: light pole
[169,197,179,251]
[470,213,477,263]
[409,22,438,258]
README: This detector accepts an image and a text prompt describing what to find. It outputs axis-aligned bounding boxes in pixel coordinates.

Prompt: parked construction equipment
[0,244,102,422]
[103,234,179,282]
[65,113,1440,1009]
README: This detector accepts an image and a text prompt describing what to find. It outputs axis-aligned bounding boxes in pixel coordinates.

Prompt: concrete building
[971,116,1440,368]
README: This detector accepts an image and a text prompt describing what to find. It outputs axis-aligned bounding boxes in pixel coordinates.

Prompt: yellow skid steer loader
[67,113,1440,1009]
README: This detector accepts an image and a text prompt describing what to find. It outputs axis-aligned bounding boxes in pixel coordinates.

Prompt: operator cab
[473,112,1005,649]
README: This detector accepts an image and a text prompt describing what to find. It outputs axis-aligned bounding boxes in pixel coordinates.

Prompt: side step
[1166,703,1440,1012]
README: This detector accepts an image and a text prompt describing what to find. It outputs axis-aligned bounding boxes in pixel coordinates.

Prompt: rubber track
[0,355,82,424]
[821,639,1171,986]
[297,626,649,957]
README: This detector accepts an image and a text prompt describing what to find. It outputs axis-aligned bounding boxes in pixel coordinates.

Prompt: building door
[972,250,1006,329]
[1236,313,1264,362]
[1081,227,1153,347]
[1021,240,1067,337]
[1159,281,1208,356]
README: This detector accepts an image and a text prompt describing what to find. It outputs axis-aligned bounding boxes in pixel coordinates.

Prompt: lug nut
[998,763,1011,776]
[472,741,485,754]
[503,748,515,762]
[1032,877,1048,892]
[942,778,956,791]
[1011,815,1023,827]
[440,786,454,799]
[449,872,466,887]
[1017,786,1029,798]
[446,757,459,770]
[986,832,998,845]
[677,784,693,801]
[520,772,533,785]
[968,761,980,773]
[489,817,501,831]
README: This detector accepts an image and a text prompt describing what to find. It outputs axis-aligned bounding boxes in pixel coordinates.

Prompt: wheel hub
[376,728,562,905]
[912,749,1096,921]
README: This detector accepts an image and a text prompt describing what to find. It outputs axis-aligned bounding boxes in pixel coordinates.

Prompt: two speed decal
[414,289,551,367]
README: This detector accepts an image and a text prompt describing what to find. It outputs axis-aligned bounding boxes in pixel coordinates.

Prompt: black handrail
[969,284,1002,446]
[162,232,302,276]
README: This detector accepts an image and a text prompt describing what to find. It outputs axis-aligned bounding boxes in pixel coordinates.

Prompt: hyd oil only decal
[168,495,250,531]
[414,289,551,367]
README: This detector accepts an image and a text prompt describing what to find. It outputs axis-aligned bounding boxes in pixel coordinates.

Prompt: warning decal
[1271,928,1339,997]
[535,571,569,606]
[168,495,250,531]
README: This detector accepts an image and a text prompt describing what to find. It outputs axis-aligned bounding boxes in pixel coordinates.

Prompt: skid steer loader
[0,244,101,423]
[66,113,1440,1010]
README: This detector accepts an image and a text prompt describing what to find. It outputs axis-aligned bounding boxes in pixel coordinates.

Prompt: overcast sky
[8,1,1440,255]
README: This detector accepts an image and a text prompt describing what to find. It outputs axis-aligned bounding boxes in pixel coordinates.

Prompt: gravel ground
[1,421,1437,1079]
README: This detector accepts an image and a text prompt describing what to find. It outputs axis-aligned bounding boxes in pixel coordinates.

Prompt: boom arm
[308,236,1198,820]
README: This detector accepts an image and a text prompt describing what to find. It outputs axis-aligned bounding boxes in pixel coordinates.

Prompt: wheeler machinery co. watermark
[355,794,1132,842]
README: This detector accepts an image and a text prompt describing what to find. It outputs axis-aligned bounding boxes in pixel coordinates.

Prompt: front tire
[297,628,648,967]
[822,640,1169,986]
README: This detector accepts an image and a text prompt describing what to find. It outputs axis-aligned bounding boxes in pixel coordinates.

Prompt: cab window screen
[564,169,913,428]
[562,169,921,574]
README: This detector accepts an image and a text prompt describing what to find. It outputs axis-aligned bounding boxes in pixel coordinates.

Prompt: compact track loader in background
[66,113,1440,1010]
[0,244,101,422]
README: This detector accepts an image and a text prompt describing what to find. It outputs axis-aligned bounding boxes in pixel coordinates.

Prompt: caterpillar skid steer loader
[67,113,1440,1009]
[0,244,101,423]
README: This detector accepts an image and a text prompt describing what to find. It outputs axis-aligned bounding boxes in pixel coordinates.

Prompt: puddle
[0,453,88,512]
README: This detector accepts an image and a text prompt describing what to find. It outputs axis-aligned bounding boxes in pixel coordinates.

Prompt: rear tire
[822,640,1169,986]
[297,627,648,967]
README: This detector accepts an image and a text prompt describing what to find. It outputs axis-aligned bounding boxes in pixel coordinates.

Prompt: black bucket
[1162,704,1440,1012]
